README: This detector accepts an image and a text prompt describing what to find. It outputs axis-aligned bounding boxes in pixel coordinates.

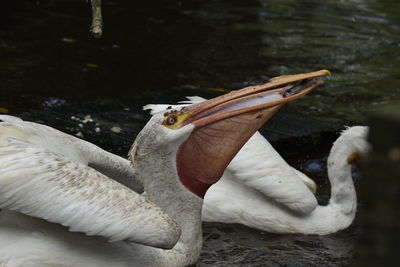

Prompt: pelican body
[0,70,329,266]
[202,126,370,234]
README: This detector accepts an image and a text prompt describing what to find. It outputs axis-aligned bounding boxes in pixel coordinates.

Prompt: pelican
[202,126,369,234]
[145,102,370,235]
[0,70,328,266]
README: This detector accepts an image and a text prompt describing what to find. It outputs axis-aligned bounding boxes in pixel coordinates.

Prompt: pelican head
[131,70,330,198]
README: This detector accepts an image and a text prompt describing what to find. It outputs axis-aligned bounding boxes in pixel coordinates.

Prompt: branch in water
[90,0,102,38]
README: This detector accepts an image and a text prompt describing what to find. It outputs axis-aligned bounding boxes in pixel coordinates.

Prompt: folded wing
[0,120,180,249]
[227,132,317,214]
[0,115,142,192]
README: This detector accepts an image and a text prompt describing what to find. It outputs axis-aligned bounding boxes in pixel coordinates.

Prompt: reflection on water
[1,0,400,266]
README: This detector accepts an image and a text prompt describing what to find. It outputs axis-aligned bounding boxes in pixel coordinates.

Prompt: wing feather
[0,137,181,249]
[226,132,318,214]
[0,116,142,192]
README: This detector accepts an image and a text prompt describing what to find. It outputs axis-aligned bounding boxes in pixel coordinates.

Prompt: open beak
[173,70,330,198]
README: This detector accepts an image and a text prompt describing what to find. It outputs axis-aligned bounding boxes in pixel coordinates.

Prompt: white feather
[0,115,23,123]
[0,115,205,267]
[0,130,180,248]
[203,126,370,235]
[143,96,206,115]
[0,116,180,250]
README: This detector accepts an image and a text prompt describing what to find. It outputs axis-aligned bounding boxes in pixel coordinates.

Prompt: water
[1,0,400,266]
[198,222,357,266]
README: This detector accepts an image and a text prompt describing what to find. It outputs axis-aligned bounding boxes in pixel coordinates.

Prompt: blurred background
[1,0,399,266]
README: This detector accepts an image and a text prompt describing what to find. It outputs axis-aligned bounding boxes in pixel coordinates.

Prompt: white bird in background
[0,70,328,266]
[145,102,370,235]
[203,126,369,234]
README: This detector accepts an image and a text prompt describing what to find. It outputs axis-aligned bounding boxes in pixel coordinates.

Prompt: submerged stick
[90,0,102,38]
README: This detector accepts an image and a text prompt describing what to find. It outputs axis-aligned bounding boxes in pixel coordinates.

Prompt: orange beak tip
[321,69,331,75]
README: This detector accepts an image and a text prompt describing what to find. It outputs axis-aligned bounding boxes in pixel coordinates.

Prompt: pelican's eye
[166,115,177,125]
[163,112,190,129]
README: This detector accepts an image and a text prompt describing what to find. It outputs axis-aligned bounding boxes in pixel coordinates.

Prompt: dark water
[1,0,400,266]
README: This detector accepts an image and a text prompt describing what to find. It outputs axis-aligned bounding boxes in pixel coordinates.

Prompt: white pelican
[0,70,328,266]
[145,101,370,235]
[202,126,369,235]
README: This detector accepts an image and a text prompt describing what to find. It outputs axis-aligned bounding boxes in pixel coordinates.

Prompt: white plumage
[146,97,370,234]
[0,115,186,266]
[0,104,368,264]
[203,126,369,234]
[0,70,333,266]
